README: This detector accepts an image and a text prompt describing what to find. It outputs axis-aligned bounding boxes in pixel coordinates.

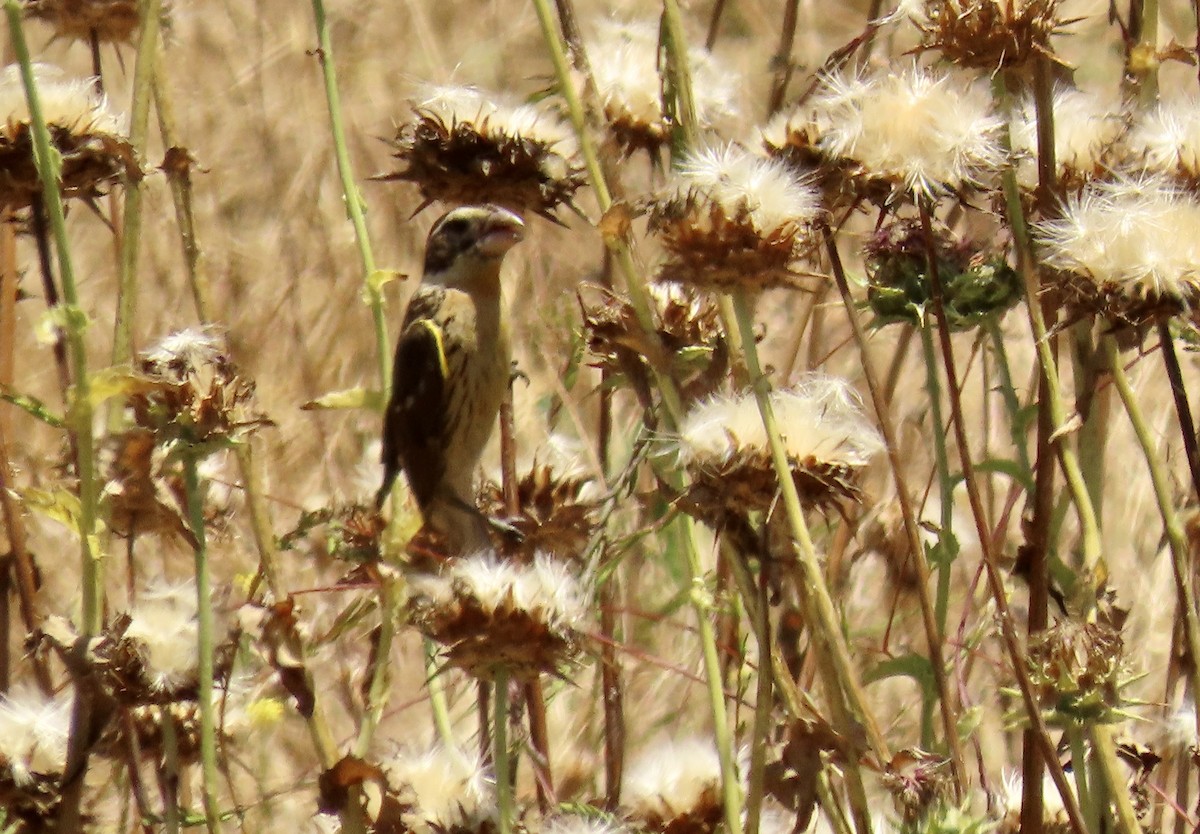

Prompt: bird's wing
[379,291,448,509]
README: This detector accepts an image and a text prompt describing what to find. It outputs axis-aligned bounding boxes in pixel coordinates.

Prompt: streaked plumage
[377,204,525,553]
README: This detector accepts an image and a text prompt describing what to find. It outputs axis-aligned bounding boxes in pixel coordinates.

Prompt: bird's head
[422,204,526,290]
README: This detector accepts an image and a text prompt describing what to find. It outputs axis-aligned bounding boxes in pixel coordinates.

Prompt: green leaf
[365,268,404,297]
[0,386,63,428]
[18,486,81,531]
[864,652,936,701]
[971,457,1033,493]
[87,367,164,408]
[301,387,384,412]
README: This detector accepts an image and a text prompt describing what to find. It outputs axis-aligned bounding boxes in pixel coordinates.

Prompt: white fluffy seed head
[1012,87,1123,188]
[1128,96,1200,182]
[124,578,200,692]
[543,816,628,834]
[382,744,495,834]
[449,550,590,630]
[669,143,821,235]
[622,736,739,819]
[676,374,884,469]
[414,83,578,157]
[1035,177,1200,299]
[0,685,72,785]
[586,17,739,137]
[814,65,1004,197]
[0,63,122,136]
[142,326,225,377]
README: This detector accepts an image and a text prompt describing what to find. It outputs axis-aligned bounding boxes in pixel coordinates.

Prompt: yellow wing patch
[413,318,450,380]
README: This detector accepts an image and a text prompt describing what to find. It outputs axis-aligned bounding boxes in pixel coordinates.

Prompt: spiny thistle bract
[907,0,1074,70]
[379,744,496,834]
[769,65,1004,204]
[1011,86,1125,192]
[0,63,137,210]
[673,375,884,529]
[1033,176,1200,325]
[408,550,590,680]
[580,282,728,407]
[0,685,71,826]
[21,0,165,44]
[864,218,1020,330]
[585,16,740,160]
[647,143,820,292]
[132,327,271,448]
[378,83,585,219]
[1025,618,1132,726]
[478,461,601,563]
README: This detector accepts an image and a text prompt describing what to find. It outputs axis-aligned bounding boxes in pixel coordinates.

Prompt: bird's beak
[475,207,526,257]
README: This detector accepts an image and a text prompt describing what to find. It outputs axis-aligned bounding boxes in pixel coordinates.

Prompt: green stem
[111,0,163,370]
[993,72,1104,589]
[1067,726,1096,834]
[182,453,221,833]
[1091,724,1143,834]
[494,669,513,834]
[353,577,396,758]
[729,291,886,829]
[917,319,955,646]
[307,0,388,395]
[425,640,456,749]
[984,318,1033,476]
[1102,336,1200,742]
[5,0,101,638]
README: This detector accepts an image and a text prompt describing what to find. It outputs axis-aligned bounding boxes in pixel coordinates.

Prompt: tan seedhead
[1026,617,1130,725]
[22,0,157,44]
[408,550,589,681]
[379,744,496,834]
[378,83,585,219]
[674,375,883,529]
[586,16,739,160]
[622,737,739,834]
[132,327,271,447]
[647,143,821,292]
[1034,177,1200,327]
[0,63,137,209]
[1011,86,1124,192]
[909,0,1075,69]
[580,282,727,407]
[0,685,71,826]
[1126,95,1200,190]
[478,462,600,563]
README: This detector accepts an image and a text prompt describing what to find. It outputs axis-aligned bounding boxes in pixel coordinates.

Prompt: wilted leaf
[301,387,384,412]
[0,386,64,428]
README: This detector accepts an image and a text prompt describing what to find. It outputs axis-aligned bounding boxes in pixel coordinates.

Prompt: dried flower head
[648,143,820,292]
[801,66,1004,202]
[379,83,585,218]
[1026,618,1131,725]
[586,17,739,159]
[880,749,953,825]
[911,0,1073,69]
[100,427,192,542]
[409,550,589,680]
[1011,87,1125,191]
[22,0,155,44]
[0,63,137,209]
[278,501,385,564]
[580,282,728,407]
[1126,96,1200,189]
[674,375,884,527]
[1034,177,1200,325]
[380,744,496,834]
[622,737,739,834]
[864,218,1020,330]
[478,463,600,562]
[996,771,1074,834]
[0,685,71,826]
[132,327,271,447]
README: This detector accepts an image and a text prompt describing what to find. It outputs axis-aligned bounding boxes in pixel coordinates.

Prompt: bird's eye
[440,217,470,236]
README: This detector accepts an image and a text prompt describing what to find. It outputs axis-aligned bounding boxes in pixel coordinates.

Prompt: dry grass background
[5,0,1200,830]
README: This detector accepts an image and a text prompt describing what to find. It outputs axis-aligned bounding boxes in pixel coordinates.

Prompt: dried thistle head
[22,0,155,44]
[784,66,1004,205]
[132,327,271,447]
[0,685,71,827]
[279,501,385,565]
[378,83,585,219]
[674,375,884,529]
[586,17,739,160]
[621,737,741,834]
[864,218,1020,330]
[0,63,138,209]
[380,744,496,834]
[1026,617,1131,725]
[910,0,1073,70]
[879,749,953,825]
[478,463,600,563]
[1034,177,1200,327]
[409,551,589,681]
[1011,87,1125,192]
[100,427,192,542]
[1126,96,1200,190]
[647,143,821,292]
[580,282,728,407]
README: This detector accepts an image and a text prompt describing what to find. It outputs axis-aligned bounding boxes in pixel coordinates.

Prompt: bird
[376,204,526,554]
